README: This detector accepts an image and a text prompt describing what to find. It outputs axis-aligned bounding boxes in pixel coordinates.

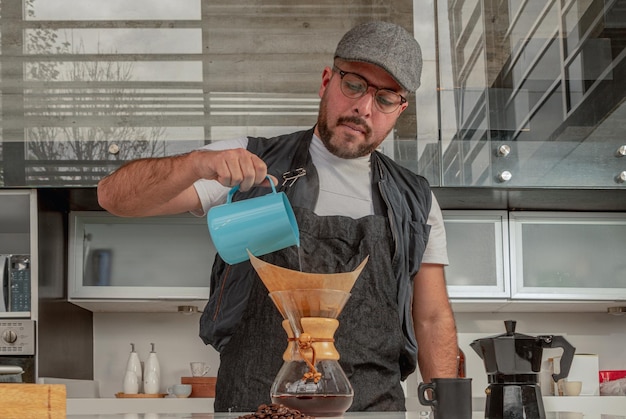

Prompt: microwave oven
[0,255,31,313]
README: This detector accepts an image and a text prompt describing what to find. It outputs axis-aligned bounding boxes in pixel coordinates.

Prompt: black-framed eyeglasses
[332,66,407,114]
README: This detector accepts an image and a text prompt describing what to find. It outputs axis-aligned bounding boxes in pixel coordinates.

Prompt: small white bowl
[563,380,583,396]
[167,384,192,398]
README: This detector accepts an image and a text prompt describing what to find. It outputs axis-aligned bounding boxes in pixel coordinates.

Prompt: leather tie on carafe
[287,333,334,383]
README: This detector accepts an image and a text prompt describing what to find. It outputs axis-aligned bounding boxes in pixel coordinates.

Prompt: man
[98,21,458,411]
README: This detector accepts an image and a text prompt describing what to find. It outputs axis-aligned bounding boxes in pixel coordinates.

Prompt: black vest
[200,127,432,380]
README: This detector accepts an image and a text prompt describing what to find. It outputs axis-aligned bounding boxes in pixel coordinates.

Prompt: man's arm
[97,148,274,217]
[412,263,459,382]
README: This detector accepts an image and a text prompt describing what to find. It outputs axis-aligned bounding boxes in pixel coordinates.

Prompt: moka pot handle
[543,335,576,382]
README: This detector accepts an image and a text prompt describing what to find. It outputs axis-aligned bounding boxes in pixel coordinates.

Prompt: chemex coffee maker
[249,252,368,417]
[470,320,576,419]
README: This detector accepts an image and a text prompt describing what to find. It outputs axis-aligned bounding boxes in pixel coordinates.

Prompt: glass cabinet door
[443,210,510,298]
[69,211,215,300]
[510,211,626,299]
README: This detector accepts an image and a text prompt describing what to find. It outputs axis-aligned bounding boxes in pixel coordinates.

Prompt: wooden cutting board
[0,383,66,419]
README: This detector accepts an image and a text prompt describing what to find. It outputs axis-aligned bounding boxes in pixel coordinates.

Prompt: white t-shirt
[193,135,448,265]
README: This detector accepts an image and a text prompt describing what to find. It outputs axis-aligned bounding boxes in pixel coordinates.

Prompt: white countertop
[65,413,625,419]
[66,396,626,419]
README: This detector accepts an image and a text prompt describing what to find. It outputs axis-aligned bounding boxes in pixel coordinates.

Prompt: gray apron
[214,207,406,412]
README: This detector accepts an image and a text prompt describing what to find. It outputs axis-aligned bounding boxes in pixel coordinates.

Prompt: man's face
[314,60,409,159]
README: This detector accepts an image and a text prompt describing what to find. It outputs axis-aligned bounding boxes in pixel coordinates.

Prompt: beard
[317,97,386,159]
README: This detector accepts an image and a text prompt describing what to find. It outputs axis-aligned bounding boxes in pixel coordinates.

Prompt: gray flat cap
[334,21,423,92]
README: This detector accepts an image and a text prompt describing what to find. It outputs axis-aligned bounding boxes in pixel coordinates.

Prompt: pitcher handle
[417,382,437,407]
[227,175,277,203]
[544,335,576,382]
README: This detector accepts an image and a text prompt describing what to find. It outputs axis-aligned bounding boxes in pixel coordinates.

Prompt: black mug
[418,377,472,419]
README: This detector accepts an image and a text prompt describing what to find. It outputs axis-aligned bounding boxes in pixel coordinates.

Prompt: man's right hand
[190,148,277,192]
[97,148,277,218]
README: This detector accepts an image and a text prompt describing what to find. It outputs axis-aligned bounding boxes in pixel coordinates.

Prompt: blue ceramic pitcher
[207,177,299,264]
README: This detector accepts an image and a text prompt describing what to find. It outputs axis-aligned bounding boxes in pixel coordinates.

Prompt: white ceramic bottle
[122,370,139,395]
[124,343,142,393]
[143,342,161,394]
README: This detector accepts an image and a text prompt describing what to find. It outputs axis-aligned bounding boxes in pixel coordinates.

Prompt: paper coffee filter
[248,251,369,293]
[269,289,351,320]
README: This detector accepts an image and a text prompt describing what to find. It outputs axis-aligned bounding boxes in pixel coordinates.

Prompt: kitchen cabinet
[68,211,216,312]
[67,208,626,312]
[445,210,626,311]
[443,210,510,299]
[509,211,626,300]
[0,190,37,319]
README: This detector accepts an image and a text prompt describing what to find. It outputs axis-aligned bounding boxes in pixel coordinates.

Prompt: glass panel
[508,0,525,18]
[27,0,201,20]
[520,222,626,288]
[508,0,553,58]
[518,38,560,110]
[443,115,490,185]
[566,53,586,109]
[444,221,498,286]
[565,37,614,111]
[501,87,530,134]
[1,0,625,188]
[461,54,487,124]
[4,0,416,187]
[21,55,205,184]
[566,34,615,109]
[437,0,625,187]
[24,29,202,54]
[563,0,603,58]
[509,3,558,92]
[462,20,484,69]
[510,84,565,186]
[83,221,215,288]
[460,0,481,30]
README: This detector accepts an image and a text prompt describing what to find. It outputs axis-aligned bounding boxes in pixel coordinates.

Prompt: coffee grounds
[236,403,315,419]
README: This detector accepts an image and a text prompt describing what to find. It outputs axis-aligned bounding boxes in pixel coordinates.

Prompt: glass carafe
[269,289,353,417]
[248,252,369,417]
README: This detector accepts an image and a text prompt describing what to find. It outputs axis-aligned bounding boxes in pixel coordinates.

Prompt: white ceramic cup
[563,380,583,396]
[190,361,210,377]
[167,383,192,398]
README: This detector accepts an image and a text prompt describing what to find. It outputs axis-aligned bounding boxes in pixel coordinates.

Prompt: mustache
[337,116,371,136]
